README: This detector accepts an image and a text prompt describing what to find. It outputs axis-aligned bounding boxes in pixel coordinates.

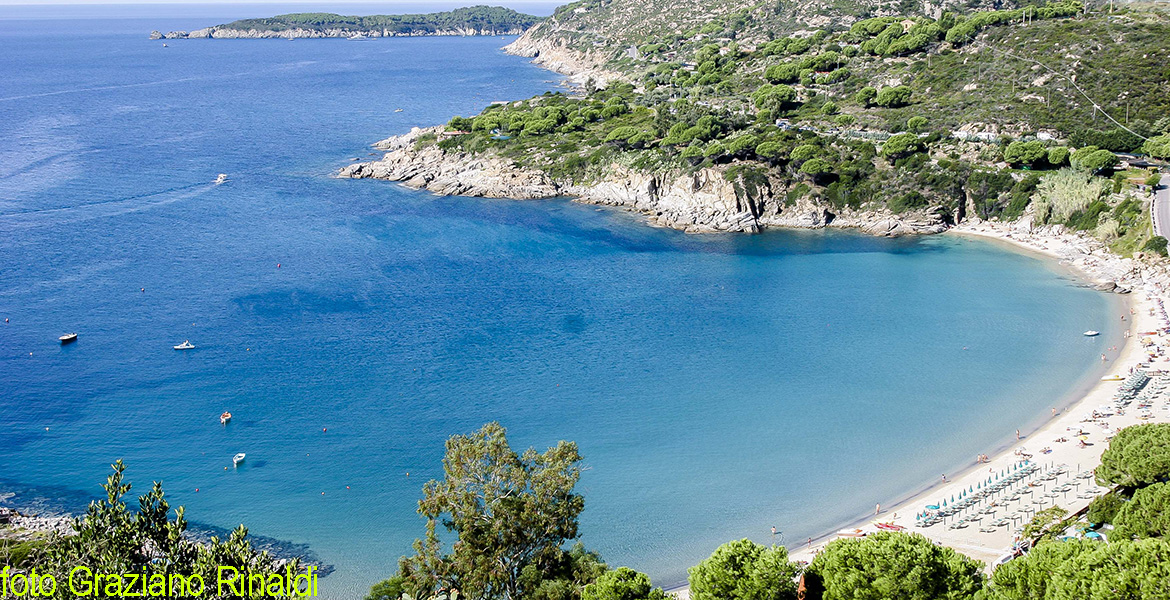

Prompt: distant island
[149,5,543,40]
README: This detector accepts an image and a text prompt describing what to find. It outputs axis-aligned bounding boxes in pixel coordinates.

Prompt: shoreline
[666,221,1153,597]
[780,220,1163,568]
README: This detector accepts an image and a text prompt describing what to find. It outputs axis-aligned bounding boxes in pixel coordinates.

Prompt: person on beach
[942,474,947,482]
[875,503,881,516]
[807,537,812,548]
[771,526,776,536]
[1016,429,1021,440]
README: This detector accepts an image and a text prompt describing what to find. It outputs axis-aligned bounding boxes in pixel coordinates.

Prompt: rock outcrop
[503,30,625,86]
[339,128,948,236]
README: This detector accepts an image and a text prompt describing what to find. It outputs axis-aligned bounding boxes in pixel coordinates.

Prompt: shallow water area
[0,8,1121,598]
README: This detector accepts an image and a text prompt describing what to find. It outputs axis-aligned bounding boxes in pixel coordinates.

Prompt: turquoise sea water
[0,9,1121,598]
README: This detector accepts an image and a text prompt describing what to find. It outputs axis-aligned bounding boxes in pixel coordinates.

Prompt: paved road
[1154,177,1170,239]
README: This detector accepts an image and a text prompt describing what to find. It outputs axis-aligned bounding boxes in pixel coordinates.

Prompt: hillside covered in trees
[349,0,1170,249]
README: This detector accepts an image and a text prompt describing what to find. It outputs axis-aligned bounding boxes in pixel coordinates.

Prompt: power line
[968,40,1150,142]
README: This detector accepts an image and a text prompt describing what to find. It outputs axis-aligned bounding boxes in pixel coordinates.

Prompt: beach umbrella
[943,500,948,507]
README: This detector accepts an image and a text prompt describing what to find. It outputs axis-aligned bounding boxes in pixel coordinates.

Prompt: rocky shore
[150,27,528,40]
[0,505,73,540]
[502,30,625,86]
[338,126,949,236]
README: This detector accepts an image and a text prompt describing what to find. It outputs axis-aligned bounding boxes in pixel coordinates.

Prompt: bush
[806,532,984,600]
[688,539,799,600]
[763,63,800,83]
[1047,146,1070,167]
[834,114,856,127]
[801,158,833,177]
[881,133,922,158]
[874,85,912,107]
[791,144,820,162]
[1070,146,1118,172]
[821,101,839,115]
[889,191,928,213]
[583,568,666,600]
[1004,141,1048,167]
[1143,236,1169,257]
[853,86,877,106]
[1143,134,1170,160]
[1097,423,1170,487]
[1113,482,1170,539]
[907,116,928,132]
[1081,488,1118,521]
[447,116,474,131]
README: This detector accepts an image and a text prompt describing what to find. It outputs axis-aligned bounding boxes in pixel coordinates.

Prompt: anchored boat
[220,411,232,425]
[174,340,195,350]
[232,453,246,467]
[59,333,77,344]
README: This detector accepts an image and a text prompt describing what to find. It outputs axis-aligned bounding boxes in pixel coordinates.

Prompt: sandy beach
[784,220,1170,568]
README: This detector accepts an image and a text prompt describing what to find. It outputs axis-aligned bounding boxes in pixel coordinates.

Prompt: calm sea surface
[0,8,1120,598]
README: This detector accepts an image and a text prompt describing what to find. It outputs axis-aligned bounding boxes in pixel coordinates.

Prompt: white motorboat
[232,453,246,467]
[215,173,228,184]
[174,340,195,350]
[1083,330,1100,337]
[347,34,369,40]
[220,411,232,425]
[59,333,78,344]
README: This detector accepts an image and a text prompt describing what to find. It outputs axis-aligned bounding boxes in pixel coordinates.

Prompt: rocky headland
[502,30,625,87]
[151,26,528,40]
[339,126,949,236]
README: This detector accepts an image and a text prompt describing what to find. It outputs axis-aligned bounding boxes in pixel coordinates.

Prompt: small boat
[161,43,168,47]
[214,173,228,184]
[232,453,246,467]
[220,411,232,424]
[1101,374,1124,381]
[347,34,369,41]
[1083,331,1099,336]
[174,340,195,350]
[59,333,78,344]
[394,108,403,113]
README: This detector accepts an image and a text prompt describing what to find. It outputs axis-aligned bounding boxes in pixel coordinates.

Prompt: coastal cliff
[339,127,948,236]
[503,30,625,86]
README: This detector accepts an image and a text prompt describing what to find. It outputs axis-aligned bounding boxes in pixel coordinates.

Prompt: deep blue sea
[0,6,1122,598]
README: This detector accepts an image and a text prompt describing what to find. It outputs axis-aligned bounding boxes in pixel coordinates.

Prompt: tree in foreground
[688,539,799,600]
[805,531,983,600]
[980,539,1096,600]
[582,567,667,600]
[34,461,295,600]
[390,422,589,600]
[1112,482,1170,540]
[1096,423,1170,487]
[1044,538,1170,599]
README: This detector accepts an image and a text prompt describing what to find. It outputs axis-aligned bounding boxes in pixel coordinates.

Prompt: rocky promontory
[339,127,949,236]
[150,26,529,40]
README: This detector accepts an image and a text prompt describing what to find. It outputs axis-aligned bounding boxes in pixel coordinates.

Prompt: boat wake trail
[0,182,215,227]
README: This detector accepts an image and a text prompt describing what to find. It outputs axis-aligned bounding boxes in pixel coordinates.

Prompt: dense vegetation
[6,422,1169,599]
[1,461,300,599]
[360,420,1170,600]
[218,6,542,34]
[417,1,1167,248]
